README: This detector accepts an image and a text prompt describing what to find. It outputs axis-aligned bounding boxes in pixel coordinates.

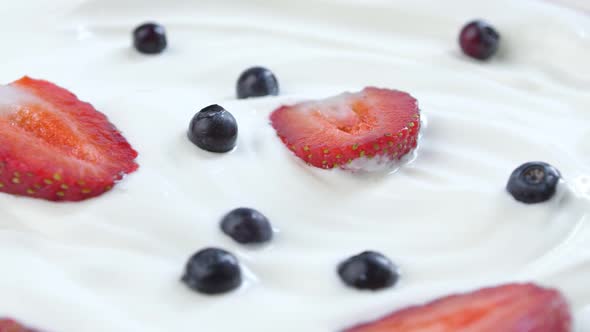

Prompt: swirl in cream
[0,0,588,331]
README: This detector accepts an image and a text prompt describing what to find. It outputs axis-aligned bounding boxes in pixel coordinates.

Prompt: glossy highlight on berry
[506,161,560,204]
[181,248,242,295]
[236,66,279,99]
[133,22,167,54]
[221,208,273,244]
[338,251,400,291]
[188,104,238,153]
[459,20,500,60]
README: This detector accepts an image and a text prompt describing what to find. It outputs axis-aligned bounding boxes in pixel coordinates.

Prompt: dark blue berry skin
[188,105,238,153]
[506,162,560,204]
[181,248,242,295]
[133,23,167,54]
[221,208,273,244]
[338,251,400,291]
[236,67,279,99]
[459,20,500,60]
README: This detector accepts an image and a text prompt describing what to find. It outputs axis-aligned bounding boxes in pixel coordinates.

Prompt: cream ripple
[0,0,589,331]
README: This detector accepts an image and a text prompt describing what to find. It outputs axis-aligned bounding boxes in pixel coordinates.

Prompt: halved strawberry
[345,283,571,332]
[270,87,420,169]
[0,77,138,201]
[0,318,39,331]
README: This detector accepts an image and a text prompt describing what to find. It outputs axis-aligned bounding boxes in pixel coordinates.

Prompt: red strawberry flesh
[345,283,572,332]
[0,77,138,201]
[270,87,420,169]
[0,318,39,332]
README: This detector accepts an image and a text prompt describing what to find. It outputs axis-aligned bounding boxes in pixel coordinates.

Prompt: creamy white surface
[0,0,589,331]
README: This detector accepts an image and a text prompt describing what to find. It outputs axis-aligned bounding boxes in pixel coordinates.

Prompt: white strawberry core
[0,85,40,115]
[301,93,361,129]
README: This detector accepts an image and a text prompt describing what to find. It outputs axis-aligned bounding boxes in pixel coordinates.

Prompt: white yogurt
[0,0,589,331]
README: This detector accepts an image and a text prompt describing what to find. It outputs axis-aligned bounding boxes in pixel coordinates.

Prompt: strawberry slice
[345,283,571,332]
[0,318,39,331]
[270,87,420,169]
[0,77,138,201]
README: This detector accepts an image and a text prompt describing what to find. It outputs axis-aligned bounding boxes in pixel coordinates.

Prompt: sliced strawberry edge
[12,76,139,174]
[0,77,138,201]
[270,87,420,169]
[345,283,572,332]
[0,318,38,331]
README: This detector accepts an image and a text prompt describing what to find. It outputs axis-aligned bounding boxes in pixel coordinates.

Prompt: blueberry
[133,22,167,54]
[236,67,279,99]
[459,20,500,60]
[188,104,238,153]
[506,162,560,204]
[338,251,400,291]
[181,248,242,295]
[221,208,273,244]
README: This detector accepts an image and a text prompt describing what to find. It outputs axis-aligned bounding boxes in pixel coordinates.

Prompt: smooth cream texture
[0,0,589,331]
